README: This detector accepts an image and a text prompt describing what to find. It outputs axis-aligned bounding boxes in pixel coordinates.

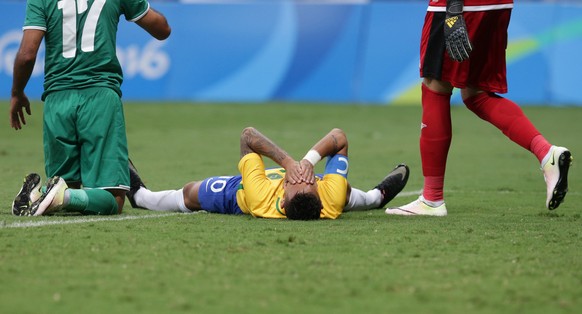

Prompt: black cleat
[12,173,42,216]
[127,159,146,209]
[375,164,410,209]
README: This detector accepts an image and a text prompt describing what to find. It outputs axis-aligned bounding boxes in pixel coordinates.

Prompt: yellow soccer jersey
[236,153,348,219]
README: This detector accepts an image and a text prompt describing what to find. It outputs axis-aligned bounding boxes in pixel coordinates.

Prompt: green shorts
[43,87,129,190]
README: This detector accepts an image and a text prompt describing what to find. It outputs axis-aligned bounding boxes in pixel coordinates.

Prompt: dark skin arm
[10,29,44,130]
[135,7,171,40]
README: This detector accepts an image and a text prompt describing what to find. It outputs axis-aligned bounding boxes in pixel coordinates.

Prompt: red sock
[424,176,444,202]
[420,84,451,202]
[530,135,552,163]
[463,92,541,151]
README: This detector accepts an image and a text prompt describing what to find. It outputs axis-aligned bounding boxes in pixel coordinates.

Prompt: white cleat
[542,146,573,210]
[385,196,447,216]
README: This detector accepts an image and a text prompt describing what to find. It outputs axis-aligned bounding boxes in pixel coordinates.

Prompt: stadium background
[0,0,581,106]
[1,2,581,312]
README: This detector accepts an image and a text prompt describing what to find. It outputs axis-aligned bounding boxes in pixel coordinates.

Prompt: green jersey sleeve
[122,0,150,22]
[23,0,47,30]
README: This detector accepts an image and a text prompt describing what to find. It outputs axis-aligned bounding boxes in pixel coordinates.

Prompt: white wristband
[302,150,322,166]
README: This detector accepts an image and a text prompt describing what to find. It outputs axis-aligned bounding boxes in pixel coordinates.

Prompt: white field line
[398,189,422,198]
[1,213,183,229]
[2,190,422,229]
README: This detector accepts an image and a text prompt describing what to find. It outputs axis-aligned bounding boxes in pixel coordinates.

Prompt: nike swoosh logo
[550,154,555,166]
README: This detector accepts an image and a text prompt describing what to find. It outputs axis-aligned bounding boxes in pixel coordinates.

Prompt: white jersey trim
[129,3,150,22]
[89,185,131,191]
[23,25,47,31]
[428,4,514,12]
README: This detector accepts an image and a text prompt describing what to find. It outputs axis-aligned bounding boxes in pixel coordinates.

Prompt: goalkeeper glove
[444,0,472,62]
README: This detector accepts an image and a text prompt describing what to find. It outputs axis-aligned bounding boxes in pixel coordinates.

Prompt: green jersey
[23,0,150,100]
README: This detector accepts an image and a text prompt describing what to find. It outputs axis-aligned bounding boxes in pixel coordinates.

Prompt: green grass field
[1,102,580,314]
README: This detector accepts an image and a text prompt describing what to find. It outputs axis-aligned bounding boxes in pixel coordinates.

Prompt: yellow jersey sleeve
[317,174,348,219]
[236,153,287,218]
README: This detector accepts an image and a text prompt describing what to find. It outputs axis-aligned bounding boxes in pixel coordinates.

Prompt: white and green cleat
[385,196,447,217]
[30,176,68,216]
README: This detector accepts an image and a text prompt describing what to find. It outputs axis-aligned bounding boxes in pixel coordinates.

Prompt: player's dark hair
[285,193,322,220]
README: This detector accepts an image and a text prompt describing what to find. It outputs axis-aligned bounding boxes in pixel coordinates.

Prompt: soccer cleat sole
[376,164,409,209]
[31,176,63,216]
[548,151,572,210]
[385,206,447,217]
[12,173,42,216]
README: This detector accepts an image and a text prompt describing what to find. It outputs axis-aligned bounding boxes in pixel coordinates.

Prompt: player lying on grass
[127,127,409,220]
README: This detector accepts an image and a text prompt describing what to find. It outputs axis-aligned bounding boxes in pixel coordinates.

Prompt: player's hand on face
[299,159,315,185]
[285,161,304,185]
[10,94,31,130]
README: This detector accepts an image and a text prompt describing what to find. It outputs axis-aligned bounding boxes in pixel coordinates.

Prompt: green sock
[63,189,88,212]
[64,189,118,215]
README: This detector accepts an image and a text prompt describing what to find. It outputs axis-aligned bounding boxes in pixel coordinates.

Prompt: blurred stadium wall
[1,0,580,105]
